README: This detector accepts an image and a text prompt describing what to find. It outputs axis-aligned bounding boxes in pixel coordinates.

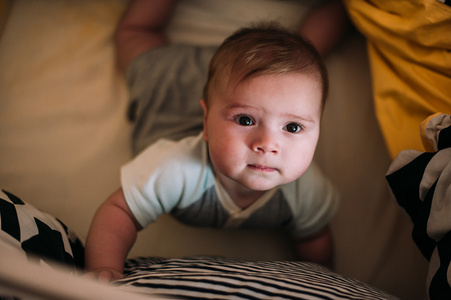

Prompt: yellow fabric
[344,0,451,158]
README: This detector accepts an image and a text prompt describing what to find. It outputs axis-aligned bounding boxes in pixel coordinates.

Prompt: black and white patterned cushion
[386,114,451,300]
[0,189,84,273]
[116,256,399,300]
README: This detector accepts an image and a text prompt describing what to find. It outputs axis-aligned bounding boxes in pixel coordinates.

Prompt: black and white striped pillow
[116,256,398,300]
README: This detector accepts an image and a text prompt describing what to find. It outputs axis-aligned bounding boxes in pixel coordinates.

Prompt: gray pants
[127,44,217,155]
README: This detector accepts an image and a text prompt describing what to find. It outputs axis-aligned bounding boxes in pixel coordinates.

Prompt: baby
[85,22,339,282]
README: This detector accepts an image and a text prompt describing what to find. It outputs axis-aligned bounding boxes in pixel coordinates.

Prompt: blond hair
[203,22,328,109]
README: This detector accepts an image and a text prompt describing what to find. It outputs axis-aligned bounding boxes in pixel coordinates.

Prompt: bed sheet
[0,192,398,299]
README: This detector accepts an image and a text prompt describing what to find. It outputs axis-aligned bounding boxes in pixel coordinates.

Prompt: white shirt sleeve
[121,133,214,228]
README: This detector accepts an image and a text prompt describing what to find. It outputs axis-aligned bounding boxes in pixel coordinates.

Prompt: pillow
[0,189,84,273]
[116,256,399,299]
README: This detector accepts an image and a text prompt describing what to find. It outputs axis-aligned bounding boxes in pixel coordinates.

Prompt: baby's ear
[200,99,208,141]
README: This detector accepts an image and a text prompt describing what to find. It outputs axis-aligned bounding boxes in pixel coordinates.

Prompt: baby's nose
[251,130,279,154]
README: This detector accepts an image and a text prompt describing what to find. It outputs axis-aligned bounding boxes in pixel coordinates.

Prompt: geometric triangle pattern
[0,189,84,273]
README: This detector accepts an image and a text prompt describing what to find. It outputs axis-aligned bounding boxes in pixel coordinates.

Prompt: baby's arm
[299,0,350,56]
[293,225,334,270]
[84,188,142,282]
[115,0,176,72]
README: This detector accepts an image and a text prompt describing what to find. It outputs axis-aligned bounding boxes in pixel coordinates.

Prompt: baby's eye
[235,115,254,126]
[284,122,303,133]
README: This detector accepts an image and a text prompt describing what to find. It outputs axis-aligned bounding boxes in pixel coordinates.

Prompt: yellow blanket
[344,0,451,159]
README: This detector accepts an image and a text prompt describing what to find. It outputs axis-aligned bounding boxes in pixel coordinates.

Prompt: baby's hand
[84,268,125,283]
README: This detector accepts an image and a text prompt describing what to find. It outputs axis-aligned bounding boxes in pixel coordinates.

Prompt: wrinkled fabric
[386,114,451,299]
[344,0,451,158]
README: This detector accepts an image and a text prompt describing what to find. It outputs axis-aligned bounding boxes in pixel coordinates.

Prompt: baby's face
[201,73,322,195]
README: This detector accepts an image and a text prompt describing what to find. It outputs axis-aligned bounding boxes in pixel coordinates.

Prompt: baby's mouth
[247,164,277,172]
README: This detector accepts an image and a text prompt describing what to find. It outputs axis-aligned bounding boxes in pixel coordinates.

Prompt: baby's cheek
[287,154,313,179]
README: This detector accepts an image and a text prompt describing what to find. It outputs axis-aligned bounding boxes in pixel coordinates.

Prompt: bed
[0,0,429,299]
[0,189,397,299]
